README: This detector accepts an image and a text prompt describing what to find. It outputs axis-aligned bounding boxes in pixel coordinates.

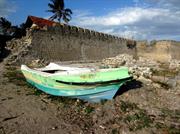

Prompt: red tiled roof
[27,16,58,27]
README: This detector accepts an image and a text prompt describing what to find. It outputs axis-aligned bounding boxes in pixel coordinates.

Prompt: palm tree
[47,0,72,23]
[0,17,11,35]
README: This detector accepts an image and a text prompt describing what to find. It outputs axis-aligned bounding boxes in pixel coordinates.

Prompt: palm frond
[64,8,72,14]
[50,0,56,5]
[62,14,70,23]
[56,12,63,22]
[48,3,55,9]
[0,17,11,28]
[47,0,72,23]
[49,14,58,21]
[46,9,56,13]
[64,12,72,20]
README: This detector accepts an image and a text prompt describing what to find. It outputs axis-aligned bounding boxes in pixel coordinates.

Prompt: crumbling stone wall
[170,41,180,60]
[137,40,180,62]
[29,24,136,62]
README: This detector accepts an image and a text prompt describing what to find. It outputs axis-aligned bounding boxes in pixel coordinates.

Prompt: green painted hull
[21,64,132,102]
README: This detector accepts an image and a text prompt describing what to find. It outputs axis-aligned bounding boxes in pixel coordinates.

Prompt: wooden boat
[21,63,132,102]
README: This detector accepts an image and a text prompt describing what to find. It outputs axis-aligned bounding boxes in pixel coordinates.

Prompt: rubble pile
[102,54,180,88]
[102,54,135,67]
[5,35,32,65]
[169,59,180,70]
[6,37,31,53]
[136,57,159,68]
[102,54,159,79]
[5,32,48,67]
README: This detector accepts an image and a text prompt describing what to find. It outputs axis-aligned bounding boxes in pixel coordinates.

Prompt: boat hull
[21,64,131,102]
[27,79,122,102]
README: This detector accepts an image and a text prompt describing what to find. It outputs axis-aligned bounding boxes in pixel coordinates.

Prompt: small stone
[99,125,105,129]
[51,126,58,130]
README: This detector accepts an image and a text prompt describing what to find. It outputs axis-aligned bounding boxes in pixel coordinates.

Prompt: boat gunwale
[55,76,133,86]
[21,64,132,84]
[21,64,129,77]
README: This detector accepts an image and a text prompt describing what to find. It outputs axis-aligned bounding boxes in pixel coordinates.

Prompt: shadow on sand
[114,79,143,98]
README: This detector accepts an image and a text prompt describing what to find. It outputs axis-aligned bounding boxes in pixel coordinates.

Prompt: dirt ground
[0,59,180,134]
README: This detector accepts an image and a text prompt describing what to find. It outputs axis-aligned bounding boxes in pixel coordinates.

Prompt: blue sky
[1,0,180,41]
[5,0,134,25]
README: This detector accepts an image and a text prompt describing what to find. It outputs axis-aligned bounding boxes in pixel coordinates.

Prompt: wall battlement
[46,23,135,44]
[26,23,136,62]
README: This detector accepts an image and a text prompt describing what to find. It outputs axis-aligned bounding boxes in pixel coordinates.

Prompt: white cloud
[71,4,180,41]
[73,8,170,27]
[0,0,16,17]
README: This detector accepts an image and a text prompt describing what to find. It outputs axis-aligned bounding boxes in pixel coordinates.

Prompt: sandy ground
[0,60,180,134]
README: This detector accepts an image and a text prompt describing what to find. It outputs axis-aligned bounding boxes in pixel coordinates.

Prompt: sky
[0,0,180,41]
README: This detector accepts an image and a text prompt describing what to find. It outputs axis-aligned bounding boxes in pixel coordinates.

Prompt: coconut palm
[47,0,72,23]
[0,17,11,34]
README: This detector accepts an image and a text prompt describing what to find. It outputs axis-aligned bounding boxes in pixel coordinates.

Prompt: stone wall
[170,41,180,60]
[137,40,180,62]
[28,24,136,62]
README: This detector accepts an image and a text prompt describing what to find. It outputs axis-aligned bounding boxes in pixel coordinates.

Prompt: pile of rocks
[5,35,32,66]
[131,57,160,79]
[102,54,180,88]
[102,54,159,80]
[6,38,31,53]
[169,59,180,70]
[4,31,48,67]
[102,54,135,68]
[136,57,159,68]
[129,66,152,79]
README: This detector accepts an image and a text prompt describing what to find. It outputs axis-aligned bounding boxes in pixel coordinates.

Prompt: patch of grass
[0,127,5,134]
[76,99,86,108]
[160,108,180,118]
[155,108,180,134]
[161,108,173,117]
[124,110,153,131]
[100,99,108,105]
[3,67,27,86]
[26,82,36,89]
[47,95,76,105]
[24,83,43,96]
[120,100,139,112]
[168,125,180,134]
[174,109,180,117]
[155,122,180,134]
[119,101,153,131]
[84,105,94,114]
[4,66,47,97]
[152,69,178,78]
[33,89,43,96]
[111,128,119,134]
[155,122,166,129]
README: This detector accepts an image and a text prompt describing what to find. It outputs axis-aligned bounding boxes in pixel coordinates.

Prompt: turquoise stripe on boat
[27,79,121,102]
[27,79,123,97]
